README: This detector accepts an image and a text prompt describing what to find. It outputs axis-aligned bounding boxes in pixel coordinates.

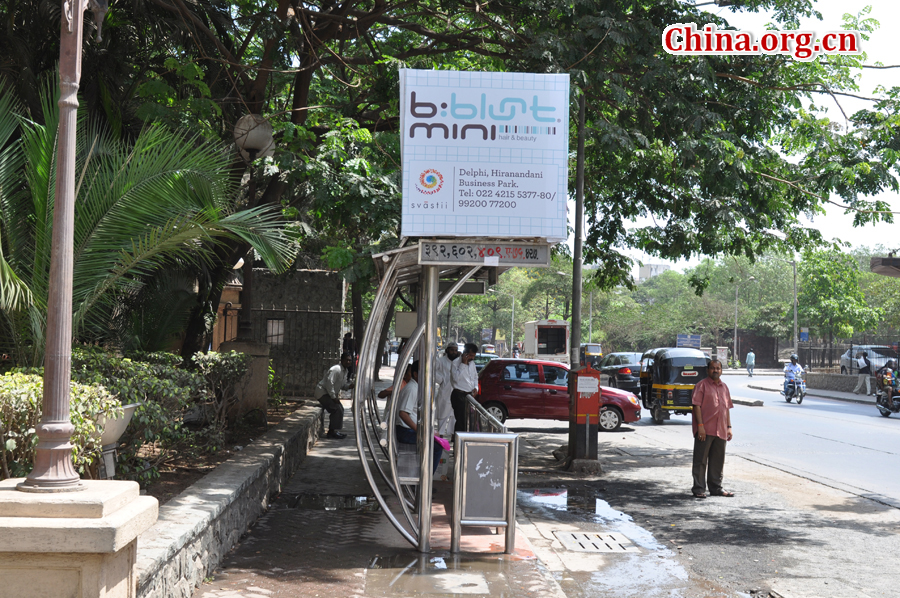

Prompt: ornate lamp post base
[17,423,83,492]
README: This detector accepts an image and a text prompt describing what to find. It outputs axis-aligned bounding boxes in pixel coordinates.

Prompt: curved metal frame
[353,256,481,549]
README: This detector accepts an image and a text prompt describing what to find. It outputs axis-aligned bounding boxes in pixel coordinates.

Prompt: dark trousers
[451,389,470,433]
[396,426,443,474]
[692,435,727,495]
[317,394,344,431]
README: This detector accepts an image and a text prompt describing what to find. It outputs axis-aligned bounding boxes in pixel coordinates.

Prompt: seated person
[378,365,411,398]
[395,361,443,474]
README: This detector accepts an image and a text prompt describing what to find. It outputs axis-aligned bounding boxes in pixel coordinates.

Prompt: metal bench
[397,441,420,485]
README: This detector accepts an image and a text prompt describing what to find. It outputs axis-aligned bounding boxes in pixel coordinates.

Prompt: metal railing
[464,394,506,434]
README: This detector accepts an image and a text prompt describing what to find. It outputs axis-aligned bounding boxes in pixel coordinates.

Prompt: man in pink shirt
[691,359,734,498]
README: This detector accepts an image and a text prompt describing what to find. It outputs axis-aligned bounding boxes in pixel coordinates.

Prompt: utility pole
[793,260,798,355]
[569,95,585,367]
[567,93,598,469]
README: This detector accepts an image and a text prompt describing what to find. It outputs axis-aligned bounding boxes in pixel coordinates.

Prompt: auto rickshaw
[639,347,709,424]
[579,342,603,367]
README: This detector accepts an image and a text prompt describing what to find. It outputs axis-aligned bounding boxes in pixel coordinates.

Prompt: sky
[570,0,900,276]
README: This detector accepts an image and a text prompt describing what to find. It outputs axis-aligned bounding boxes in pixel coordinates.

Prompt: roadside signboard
[800,327,809,342]
[419,240,550,267]
[676,334,702,349]
[399,69,570,240]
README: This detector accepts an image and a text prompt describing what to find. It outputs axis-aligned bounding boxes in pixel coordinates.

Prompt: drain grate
[553,531,640,553]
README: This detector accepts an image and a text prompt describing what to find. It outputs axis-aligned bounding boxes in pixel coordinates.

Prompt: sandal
[710,490,735,497]
[692,492,707,499]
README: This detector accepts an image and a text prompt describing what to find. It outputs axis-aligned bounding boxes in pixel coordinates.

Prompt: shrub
[268,359,284,406]
[1,348,253,485]
[191,351,251,428]
[0,372,122,479]
[71,348,207,483]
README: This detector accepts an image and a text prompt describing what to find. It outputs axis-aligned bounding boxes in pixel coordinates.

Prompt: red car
[477,358,641,431]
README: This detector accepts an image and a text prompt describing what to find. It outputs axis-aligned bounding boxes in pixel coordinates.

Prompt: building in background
[638,263,671,282]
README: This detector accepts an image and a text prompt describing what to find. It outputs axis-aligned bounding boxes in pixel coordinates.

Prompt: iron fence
[797,339,900,374]
[220,305,352,397]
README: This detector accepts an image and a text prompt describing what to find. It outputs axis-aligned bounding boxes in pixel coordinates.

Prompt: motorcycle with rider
[875,359,900,417]
[782,353,806,403]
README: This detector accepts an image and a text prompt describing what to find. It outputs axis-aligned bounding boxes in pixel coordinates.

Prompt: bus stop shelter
[352,240,549,552]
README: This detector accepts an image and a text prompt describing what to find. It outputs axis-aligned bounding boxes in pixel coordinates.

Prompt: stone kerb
[807,372,869,393]
[136,404,322,598]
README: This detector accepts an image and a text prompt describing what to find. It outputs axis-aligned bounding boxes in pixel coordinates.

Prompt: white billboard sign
[400,69,570,241]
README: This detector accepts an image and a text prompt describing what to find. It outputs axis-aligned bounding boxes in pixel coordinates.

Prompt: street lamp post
[18,0,107,492]
[232,115,274,342]
[489,289,515,356]
[734,276,756,368]
[792,260,798,355]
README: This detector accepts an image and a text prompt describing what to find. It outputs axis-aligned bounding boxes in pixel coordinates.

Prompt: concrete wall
[136,405,322,598]
[252,269,344,311]
[807,372,870,393]
[737,332,779,368]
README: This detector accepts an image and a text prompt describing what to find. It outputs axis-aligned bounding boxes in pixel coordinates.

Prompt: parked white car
[840,346,898,374]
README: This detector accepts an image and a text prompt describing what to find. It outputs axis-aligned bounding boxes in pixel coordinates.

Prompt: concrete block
[0,479,157,598]
[219,340,270,422]
[0,479,140,519]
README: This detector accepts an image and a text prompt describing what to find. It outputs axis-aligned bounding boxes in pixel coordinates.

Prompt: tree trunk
[351,281,365,351]
[180,242,249,365]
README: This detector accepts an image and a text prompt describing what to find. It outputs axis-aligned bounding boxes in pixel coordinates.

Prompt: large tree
[799,248,881,361]
[4,0,900,354]
[0,82,294,364]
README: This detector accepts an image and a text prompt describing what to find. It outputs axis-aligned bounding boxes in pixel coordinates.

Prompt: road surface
[508,375,900,597]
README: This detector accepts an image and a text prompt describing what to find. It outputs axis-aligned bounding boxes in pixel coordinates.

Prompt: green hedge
[0,348,251,485]
[0,373,122,479]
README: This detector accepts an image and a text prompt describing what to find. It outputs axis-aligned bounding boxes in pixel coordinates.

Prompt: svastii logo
[416,169,444,195]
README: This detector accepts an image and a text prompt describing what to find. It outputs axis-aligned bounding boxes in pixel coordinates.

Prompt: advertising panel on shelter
[400,69,570,241]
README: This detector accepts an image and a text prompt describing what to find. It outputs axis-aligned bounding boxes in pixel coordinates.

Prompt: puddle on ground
[285,493,381,512]
[520,488,698,597]
[519,488,663,550]
[365,553,535,597]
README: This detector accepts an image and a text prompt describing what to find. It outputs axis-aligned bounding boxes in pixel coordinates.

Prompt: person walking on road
[853,351,872,395]
[434,343,461,436]
[314,352,353,439]
[451,343,480,433]
[691,359,734,498]
[745,348,756,377]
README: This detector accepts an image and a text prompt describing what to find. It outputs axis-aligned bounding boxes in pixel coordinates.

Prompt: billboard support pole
[568,93,590,461]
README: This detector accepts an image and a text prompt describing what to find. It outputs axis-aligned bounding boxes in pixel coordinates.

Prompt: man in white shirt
[314,352,353,439]
[451,343,480,433]
[396,361,443,473]
[782,353,803,396]
[434,343,460,436]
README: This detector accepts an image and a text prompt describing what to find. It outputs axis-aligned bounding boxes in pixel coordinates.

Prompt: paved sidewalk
[192,366,563,598]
